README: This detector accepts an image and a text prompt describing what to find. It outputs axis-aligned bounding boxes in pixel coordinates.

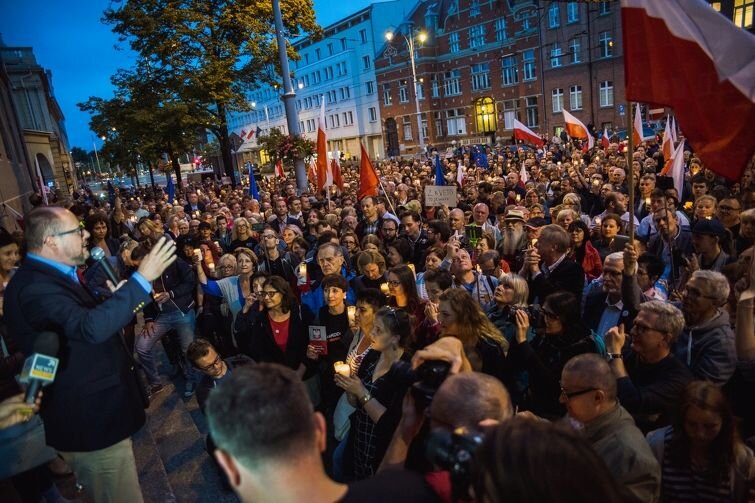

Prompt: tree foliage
[101,0,321,186]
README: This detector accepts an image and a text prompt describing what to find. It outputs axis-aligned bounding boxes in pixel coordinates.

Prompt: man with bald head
[560,354,660,502]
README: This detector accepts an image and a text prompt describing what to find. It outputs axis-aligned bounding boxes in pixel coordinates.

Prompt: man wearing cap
[688,219,735,273]
[498,209,529,271]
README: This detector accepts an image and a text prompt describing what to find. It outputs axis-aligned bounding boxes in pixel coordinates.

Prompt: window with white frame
[431,74,440,98]
[416,81,425,100]
[470,0,480,16]
[599,31,613,58]
[324,66,334,80]
[502,55,518,86]
[503,99,519,129]
[552,88,564,113]
[525,96,538,128]
[599,81,614,107]
[327,43,334,55]
[471,63,491,91]
[446,109,467,136]
[469,25,486,49]
[567,2,579,23]
[383,83,392,105]
[734,0,754,28]
[362,55,371,70]
[495,18,507,42]
[337,62,347,76]
[312,70,321,84]
[522,49,536,81]
[342,111,354,126]
[299,120,304,134]
[421,115,428,141]
[399,82,409,103]
[359,29,367,43]
[548,3,560,28]
[570,85,583,111]
[598,2,610,15]
[434,111,444,137]
[403,116,413,140]
[340,86,350,100]
[368,107,377,122]
[306,119,315,132]
[550,44,563,68]
[569,37,582,64]
[444,70,462,96]
[366,81,374,95]
[449,32,460,53]
[326,90,336,104]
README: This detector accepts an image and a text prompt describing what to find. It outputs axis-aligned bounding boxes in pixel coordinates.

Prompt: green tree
[102,0,320,186]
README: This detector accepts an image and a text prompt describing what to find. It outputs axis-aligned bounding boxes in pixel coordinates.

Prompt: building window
[735,0,754,28]
[469,25,486,49]
[304,53,310,65]
[446,109,467,136]
[366,81,374,95]
[550,44,563,68]
[368,107,377,122]
[470,0,480,16]
[431,74,440,98]
[312,70,321,84]
[324,67,334,80]
[570,85,583,111]
[449,32,460,53]
[569,37,582,64]
[326,90,336,104]
[360,29,368,43]
[342,111,354,126]
[399,82,409,103]
[525,96,538,128]
[471,63,491,91]
[548,4,560,28]
[299,120,304,134]
[362,55,371,70]
[315,48,321,59]
[502,55,518,86]
[340,86,350,100]
[552,88,564,113]
[337,62,347,76]
[503,99,519,129]
[383,83,392,105]
[522,49,536,81]
[494,18,507,42]
[599,32,613,58]
[421,115,428,141]
[567,2,579,23]
[341,38,347,50]
[434,111,444,137]
[599,81,614,107]
[444,70,462,96]
[306,119,315,132]
[416,81,425,100]
[327,43,334,55]
[598,2,611,15]
[403,116,413,140]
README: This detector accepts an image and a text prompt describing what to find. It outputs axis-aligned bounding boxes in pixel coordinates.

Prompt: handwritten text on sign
[424,186,457,207]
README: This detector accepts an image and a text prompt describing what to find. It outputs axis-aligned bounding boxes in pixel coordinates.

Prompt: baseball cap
[691,218,725,237]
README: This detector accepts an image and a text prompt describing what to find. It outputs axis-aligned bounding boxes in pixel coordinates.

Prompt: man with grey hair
[675,270,736,385]
[560,354,661,502]
[583,250,640,339]
[521,224,585,304]
[605,301,693,432]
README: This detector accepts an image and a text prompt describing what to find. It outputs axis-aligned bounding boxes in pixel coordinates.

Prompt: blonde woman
[229,217,257,250]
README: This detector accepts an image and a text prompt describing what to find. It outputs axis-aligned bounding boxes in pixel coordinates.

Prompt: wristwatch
[607,353,623,362]
[358,391,373,407]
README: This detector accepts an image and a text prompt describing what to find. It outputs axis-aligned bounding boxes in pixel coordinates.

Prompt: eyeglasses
[259,290,279,298]
[54,222,85,238]
[560,385,598,400]
[197,354,222,371]
[681,286,718,300]
[262,234,277,239]
[387,280,401,287]
[631,322,663,336]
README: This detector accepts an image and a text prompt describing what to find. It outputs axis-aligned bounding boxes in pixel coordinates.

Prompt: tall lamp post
[385,28,427,158]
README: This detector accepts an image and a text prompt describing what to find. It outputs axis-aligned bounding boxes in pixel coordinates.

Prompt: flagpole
[626,101,636,242]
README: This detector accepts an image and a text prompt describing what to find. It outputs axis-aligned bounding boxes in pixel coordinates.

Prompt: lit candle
[298,262,307,278]
[595,217,602,227]
[347,305,357,326]
[193,248,202,261]
[334,361,350,377]
[515,194,521,202]
[380,282,390,295]
[407,263,415,275]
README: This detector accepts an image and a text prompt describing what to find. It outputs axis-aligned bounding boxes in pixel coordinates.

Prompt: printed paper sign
[308,325,328,355]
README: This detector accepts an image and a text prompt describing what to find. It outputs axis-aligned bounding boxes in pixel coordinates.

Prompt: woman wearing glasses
[508,291,597,420]
[229,217,258,251]
[340,230,361,271]
[386,265,424,328]
[234,275,312,377]
[335,307,412,480]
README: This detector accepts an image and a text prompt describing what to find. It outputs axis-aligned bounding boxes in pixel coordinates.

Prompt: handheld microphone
[19,353,59,404]
[91,247,119,285]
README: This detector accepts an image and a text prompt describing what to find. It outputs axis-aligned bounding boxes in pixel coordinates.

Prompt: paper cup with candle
[334,361,350,377]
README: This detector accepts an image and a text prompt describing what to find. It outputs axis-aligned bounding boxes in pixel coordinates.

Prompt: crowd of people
[0,134,754,503]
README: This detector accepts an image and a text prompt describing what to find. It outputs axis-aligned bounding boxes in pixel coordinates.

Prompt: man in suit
[521,224,585,305]
[4,206,177,503]
[184,191,206,217]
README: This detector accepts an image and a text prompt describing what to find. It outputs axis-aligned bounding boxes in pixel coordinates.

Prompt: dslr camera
[391,359,451,409]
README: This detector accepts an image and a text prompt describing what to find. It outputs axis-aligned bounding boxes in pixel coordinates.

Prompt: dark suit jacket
[582,274,643,335]
[4,258,151,452]
[527,258,585,305]
[184,202,206,215]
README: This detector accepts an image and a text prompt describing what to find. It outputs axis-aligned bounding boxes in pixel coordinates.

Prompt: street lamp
[385,28,428,157]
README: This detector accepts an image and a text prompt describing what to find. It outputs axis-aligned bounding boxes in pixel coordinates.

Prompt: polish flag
[331,158,344,191]
[622,0,755,181]
[660,118,675,173]
[562,110,594,149]
[513,119,544,147]
[274,159,285,178]
[358,142,379,200]
[457,162,465,187]
[601,127,610,149]
[632,103,652,144]
[667,139,686,197]
[519,162,528,184]
[307,158,318,186]
[670,116,678,143]
[316,98,331,191]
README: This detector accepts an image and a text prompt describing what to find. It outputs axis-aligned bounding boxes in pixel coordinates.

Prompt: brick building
[374,0,625,157]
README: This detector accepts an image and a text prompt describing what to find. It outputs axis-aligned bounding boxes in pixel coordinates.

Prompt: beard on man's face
[501,226,525,256]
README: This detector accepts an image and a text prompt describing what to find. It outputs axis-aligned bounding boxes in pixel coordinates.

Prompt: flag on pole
[562,110,594,149]
[316,98,330,191]
[331,158,344,191]
[622,0,755,181]
[274,159,285,178]
[660,118,675,173]
[434,154,445,186]
[358,142,379,200]
[166,173,175,204]
[632,103,652,144]
[456,162,464,187]
[255,126,262,137]
[513,119,544,147]
[601,127,610,149]
[248,164,260,200]
[670,116,678,143]
[519,163,529,184]
[307,158,318,186]
[668,139,686,197]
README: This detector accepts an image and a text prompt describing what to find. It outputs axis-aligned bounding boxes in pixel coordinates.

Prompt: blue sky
[0,0,387,150]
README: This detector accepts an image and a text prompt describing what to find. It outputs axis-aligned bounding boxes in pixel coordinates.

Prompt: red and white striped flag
[622,0,755,181]
[601,127,610,149]
[307,158,318,186]
[562,110,594,149]
[632,103,653,144]
[331,158,344,191]
[660,118,675,174]
[274,159,285,178]
[668,139,686,197]
[519,163,528,184]
[456,162,464,186]
[513,119,544,147]
[316,98,331,191]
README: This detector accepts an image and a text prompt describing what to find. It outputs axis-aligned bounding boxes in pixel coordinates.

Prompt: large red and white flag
[513,119,544,147]
[632,103,653,144]
[660,118,675,173]
[274,159,285,178]
[622,0,755,181]
[316,98,331,191]
[358,142,379,200]
[562,110,594,149]
[668,139,686,197]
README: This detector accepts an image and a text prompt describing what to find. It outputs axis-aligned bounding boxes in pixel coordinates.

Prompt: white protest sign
[424,185,457,207]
